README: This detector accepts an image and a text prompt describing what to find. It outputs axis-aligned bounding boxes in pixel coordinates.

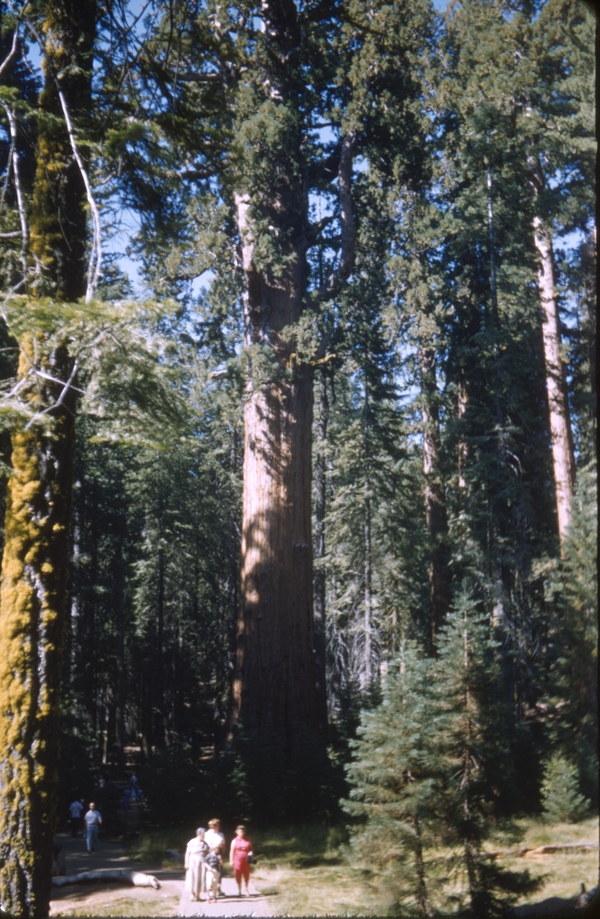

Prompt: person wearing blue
[68,798,84,838]
[84,802,102,853]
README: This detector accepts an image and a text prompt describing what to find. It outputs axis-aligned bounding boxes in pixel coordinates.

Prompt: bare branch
[173,71,221,83]
[20,15,102,301]
[317,130,357,301]
[24,359,81,429]
[56,88,102,302]
[1,105,28,279]
[0,25,20,79]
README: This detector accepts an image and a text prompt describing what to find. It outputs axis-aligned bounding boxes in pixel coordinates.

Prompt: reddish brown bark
[229,190,319,752]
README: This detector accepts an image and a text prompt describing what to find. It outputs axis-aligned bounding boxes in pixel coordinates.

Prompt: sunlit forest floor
[50,816,598,916]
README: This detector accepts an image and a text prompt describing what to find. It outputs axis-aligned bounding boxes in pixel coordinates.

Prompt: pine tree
[343,641,438,917]
[540,752,590,824]
[430,587,541,916]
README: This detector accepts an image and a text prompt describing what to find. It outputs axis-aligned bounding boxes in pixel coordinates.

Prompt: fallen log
[483,842,598,859]
[526,843,598,856]
[52,870,160,889]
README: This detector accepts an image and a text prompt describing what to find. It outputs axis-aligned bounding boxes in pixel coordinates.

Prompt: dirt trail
[50,832,272,917]
[50,831,183,916]
[179,876,272,917]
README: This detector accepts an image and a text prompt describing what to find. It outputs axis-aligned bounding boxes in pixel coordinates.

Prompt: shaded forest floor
[49,817,598,917]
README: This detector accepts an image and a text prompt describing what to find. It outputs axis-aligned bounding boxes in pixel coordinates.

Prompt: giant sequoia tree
[0,2,96,914]
[123,0,432,773]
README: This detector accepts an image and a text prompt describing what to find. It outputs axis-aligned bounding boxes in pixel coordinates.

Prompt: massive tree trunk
[0,3,95,914]
[532,216,575,551]
[419,346,450,650]
[227,1,356,766]
[230,193,319,752]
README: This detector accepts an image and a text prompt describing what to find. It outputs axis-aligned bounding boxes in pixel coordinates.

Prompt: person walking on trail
[68,798,84,838]
[204,818,225,895]
[229,825,253,897]
[84,802,102,853]
[185,827,209,902]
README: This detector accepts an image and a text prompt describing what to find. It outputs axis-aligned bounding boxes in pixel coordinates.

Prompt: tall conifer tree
[0,2,97,914]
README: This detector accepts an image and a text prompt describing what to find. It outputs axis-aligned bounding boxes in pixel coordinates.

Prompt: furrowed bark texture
[231,190,319,752]
[0,3,95,914]
[533,217,575,550]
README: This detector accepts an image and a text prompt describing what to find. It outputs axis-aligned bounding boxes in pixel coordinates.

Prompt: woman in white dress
[184,828,209,901]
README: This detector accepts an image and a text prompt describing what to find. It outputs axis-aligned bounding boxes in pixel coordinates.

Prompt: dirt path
[50,833,272,917]
[179,876,272,917]
[50,831,183,916]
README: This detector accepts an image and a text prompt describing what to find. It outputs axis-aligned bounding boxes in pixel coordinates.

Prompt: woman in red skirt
[229,825,253,896]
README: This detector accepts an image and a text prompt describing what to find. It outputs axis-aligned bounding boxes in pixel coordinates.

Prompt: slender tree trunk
[419,346,450,649]
[533,217,575,550]
[412,814,432,918]
[0,4,95,914]
[363,491,373,688]
[457,373,469,492]
[114,530,126,773]
[313,367,329,731]
[156,536,166,749]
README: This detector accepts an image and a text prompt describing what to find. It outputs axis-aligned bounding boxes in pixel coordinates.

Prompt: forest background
[0,0,596,916]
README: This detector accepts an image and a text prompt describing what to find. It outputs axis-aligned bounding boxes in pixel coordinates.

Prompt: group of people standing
[184,819,254,901]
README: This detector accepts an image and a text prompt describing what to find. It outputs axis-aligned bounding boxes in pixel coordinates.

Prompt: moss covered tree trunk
[0,3,95,915]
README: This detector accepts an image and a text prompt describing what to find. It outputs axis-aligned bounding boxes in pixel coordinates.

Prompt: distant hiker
[122,785,132,811]
[130,772,141,800]
[84,802,102,853]
[68,798,84,838]
[229,825,253,897]
[185,827,209,902]
[204,819,225,894]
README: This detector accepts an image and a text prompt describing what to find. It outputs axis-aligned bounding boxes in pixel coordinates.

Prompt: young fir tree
[430,586,542,917]
[540,752,590,824]
[343,641,438,917]
[542,460,598,805]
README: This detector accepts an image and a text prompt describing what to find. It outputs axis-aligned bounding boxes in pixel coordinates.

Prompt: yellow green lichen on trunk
[0,345,75,916]
[0,3,96,915]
